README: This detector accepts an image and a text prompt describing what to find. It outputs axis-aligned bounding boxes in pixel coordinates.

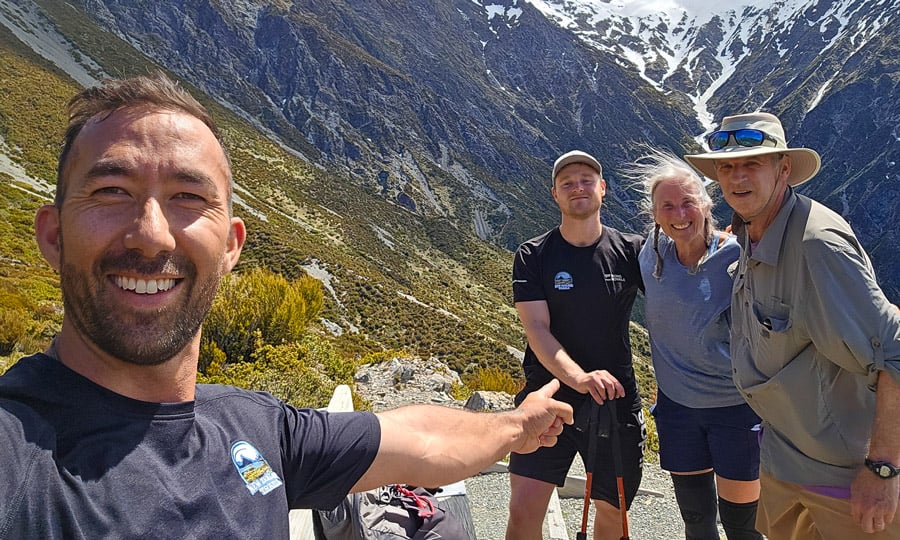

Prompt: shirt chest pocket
[750,300,804,377]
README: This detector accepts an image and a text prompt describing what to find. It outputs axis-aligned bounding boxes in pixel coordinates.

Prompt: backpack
[316,484,472,539]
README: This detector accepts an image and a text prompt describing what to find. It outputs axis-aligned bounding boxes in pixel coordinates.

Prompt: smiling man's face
[715,153,790,227]
[35,107,245,366]
[552,163,606,219]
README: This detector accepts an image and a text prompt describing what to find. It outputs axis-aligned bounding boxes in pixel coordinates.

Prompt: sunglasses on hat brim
[706,129,779,151]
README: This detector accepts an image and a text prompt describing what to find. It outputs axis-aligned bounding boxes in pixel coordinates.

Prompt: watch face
[866,458,899,479]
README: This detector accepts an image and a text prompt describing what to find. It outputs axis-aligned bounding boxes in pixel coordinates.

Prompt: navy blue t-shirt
[513,226,644,411]
[0,354,380,539]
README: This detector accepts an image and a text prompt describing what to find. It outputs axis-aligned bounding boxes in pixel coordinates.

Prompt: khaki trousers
[758,471,900,540]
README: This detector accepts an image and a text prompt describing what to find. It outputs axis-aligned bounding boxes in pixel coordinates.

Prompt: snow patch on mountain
[521,0,882,132]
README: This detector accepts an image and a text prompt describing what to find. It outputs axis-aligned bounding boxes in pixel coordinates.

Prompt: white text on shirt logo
[554,271,574,290]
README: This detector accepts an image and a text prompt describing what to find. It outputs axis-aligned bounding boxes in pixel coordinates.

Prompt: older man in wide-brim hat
[685,112,900,539]
[685,112,821,242]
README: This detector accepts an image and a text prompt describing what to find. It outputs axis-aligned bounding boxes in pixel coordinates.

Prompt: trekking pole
[608,398,630,540]
[576,399,600,540]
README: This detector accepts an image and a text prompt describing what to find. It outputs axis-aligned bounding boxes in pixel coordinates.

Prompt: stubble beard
[58,246,224,367]
[562,198,602,221]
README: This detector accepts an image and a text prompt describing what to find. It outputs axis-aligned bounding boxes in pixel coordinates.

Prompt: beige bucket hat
[685,112,821,186]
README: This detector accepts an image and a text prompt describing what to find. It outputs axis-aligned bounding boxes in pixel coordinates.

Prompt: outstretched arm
[350,379,573,492]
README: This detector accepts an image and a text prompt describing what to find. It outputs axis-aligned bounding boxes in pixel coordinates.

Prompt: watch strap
[865,457,900,479]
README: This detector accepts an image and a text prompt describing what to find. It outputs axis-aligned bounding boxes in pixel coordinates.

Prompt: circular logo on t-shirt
[554,271,574,290]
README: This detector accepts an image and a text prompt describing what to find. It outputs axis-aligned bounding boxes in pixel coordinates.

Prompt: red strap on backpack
[392,485,436,518]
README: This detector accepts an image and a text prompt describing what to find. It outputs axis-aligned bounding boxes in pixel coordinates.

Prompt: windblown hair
[55,71,228,206]
[620,147,716,279]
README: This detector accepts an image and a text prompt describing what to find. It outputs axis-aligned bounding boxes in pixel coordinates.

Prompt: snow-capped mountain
[529,0,898,131]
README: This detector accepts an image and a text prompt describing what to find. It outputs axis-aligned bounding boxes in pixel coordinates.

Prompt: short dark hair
[55,71,228,206]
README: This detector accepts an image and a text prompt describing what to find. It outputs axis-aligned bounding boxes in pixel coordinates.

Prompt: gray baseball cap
[552,150,603,185]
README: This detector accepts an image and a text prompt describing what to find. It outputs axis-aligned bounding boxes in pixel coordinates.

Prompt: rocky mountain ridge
[55,0,704,245]
[57,0,900,297]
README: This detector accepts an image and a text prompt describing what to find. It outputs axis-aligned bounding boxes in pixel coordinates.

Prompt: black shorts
[652,390,761,481]
[508,401,645,509]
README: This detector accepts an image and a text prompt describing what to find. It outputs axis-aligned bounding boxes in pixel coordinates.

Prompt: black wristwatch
[865,457,900,479]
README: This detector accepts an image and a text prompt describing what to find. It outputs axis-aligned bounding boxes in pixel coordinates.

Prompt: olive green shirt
[730,188,900,487]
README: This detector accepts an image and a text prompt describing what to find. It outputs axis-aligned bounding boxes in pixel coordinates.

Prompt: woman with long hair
[624,149,762,540]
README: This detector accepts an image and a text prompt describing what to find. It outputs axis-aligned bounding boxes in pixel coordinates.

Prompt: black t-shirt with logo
[0,354,380,539]
[513,226,644,409]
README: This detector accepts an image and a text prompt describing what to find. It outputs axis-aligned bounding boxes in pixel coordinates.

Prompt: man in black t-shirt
[506,151,645,540]
[0,72,573,539]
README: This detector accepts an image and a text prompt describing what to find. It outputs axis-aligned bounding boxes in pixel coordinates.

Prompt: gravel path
[465,457,699,539]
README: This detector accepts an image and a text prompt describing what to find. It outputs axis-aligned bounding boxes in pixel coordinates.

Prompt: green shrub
[200,267,324,370]
[449,381,471,401]
[0,308,28,356]
[643,405,660,463]
[0,352,24,375]
[199,339,228,376]
[463,366,524,395]
[198,334,361,410]
[356,348,410,366]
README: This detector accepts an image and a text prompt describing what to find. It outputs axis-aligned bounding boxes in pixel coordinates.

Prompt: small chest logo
[231,441,283,496]
[554,271,574,290]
